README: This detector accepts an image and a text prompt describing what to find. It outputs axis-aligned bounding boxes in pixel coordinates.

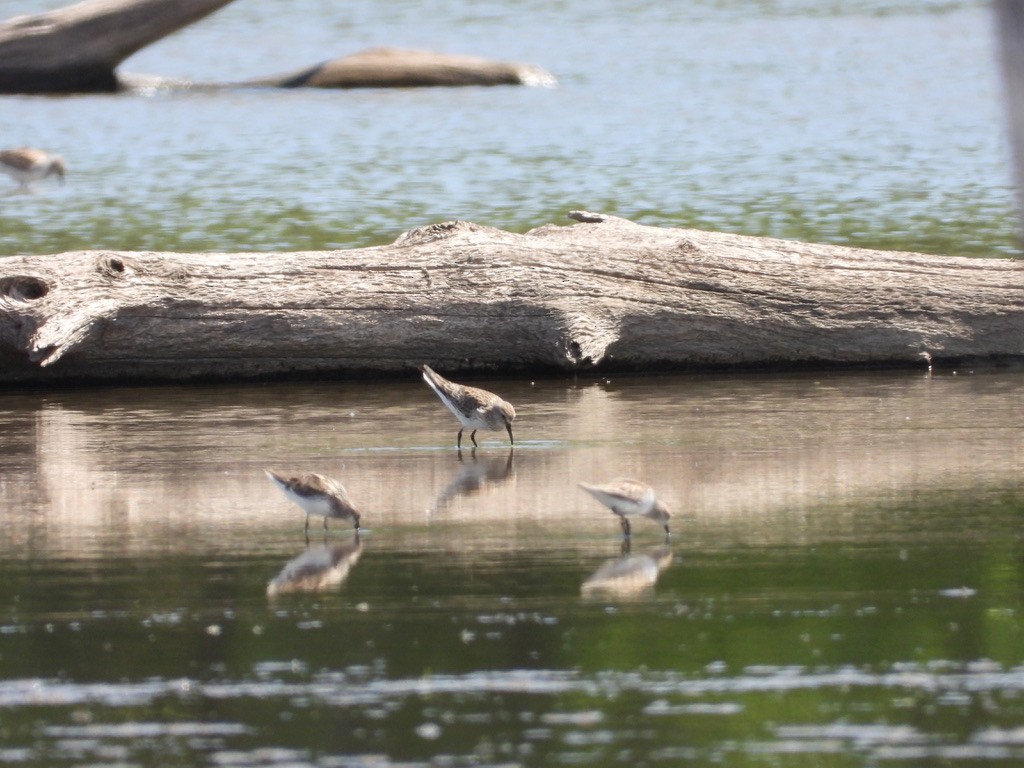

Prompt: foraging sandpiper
[420,364,515,449]
[579,478,671,536]
[0,148,66,191]
[265,470,362,533]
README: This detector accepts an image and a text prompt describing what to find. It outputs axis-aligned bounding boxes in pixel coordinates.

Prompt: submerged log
[1,212,1023,384]
[0,0,236,93]
[246,47,557,89]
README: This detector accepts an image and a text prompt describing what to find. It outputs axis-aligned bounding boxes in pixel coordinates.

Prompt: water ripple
[4,662,1024,709]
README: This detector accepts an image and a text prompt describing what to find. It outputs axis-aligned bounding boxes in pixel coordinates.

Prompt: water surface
[3,370,1024,765]
[0,0,1016,257]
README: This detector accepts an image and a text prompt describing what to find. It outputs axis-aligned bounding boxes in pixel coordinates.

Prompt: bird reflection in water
[430,449,515,514]
[581,540,673,599]
[266,534,364,597]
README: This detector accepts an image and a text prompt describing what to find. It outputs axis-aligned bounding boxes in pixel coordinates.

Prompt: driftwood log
[243,47,557,89]
[1,212,1023,385]
[0,0,555,93]
[0,0,235,93]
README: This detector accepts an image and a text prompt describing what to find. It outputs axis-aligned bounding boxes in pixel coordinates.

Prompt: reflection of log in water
[430,450,515,514]
[581,543,674,599]
[10,373,1024,557]
[266,536,363,597]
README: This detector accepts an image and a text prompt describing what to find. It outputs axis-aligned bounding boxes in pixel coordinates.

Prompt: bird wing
[0,149,41,170]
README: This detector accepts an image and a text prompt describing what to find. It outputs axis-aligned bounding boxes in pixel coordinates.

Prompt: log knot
[393,220,496,246]
[568,210,609,224]
[558,311,619,368]
[0,274,50,303]
[97,254,132,279]
[676,237,703,256]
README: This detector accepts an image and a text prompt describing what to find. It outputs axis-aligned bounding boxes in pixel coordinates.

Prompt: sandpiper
[420,364,515,449]
[579,478,671,536]
[265,469,362,533]
[0,148,66,191]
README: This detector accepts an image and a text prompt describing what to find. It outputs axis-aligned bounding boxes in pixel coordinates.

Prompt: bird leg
[457,429,464,449]
[619,516,631,537]
[470,430,479,448]
[506,423,514,445]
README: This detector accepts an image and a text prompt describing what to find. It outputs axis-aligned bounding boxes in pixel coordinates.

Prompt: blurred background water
[0,0,1017,256]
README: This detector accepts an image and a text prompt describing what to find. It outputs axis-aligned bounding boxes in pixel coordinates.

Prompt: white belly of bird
[282,488,335,518]
[592,487,656,517]
[435,389,491,430]
[458,411,492,430]
[612,497,653,517]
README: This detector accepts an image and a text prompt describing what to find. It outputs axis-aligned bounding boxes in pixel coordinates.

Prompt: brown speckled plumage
[265,469,362,531]
[420,364,515,449]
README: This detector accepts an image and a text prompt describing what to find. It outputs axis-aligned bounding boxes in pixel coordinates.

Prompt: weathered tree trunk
[1,212,1022,384]
[0,0,236,93]
[245,47,557,89]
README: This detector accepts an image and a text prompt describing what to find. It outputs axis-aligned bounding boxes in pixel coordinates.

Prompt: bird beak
[506,422,514,445]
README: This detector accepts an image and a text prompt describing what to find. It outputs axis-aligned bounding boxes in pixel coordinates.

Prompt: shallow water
[0,0,1018,257]
[3,369,1024,765]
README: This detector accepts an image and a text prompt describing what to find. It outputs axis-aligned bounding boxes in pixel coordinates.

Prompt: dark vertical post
[996,0,1024,242]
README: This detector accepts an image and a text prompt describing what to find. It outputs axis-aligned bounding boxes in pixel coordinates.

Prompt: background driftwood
[1,212,1023,384]
[0,0,554,93]
[0,0,235,92]
[245,47,557,89]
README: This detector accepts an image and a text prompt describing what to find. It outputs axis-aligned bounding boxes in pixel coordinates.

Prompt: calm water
[3,369,1024,765]
[0,0,1018,257]
[4,1,1024,764]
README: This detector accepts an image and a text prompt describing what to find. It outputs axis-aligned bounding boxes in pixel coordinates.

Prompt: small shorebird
[0,148,66,191]
[264,470,362,533]
[420,364,516,449]
[579,478,671,537]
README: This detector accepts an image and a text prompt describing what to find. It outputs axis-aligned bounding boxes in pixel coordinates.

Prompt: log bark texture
[247,47,557,89]
[1,212,1022,384]
[0,0,236,93]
